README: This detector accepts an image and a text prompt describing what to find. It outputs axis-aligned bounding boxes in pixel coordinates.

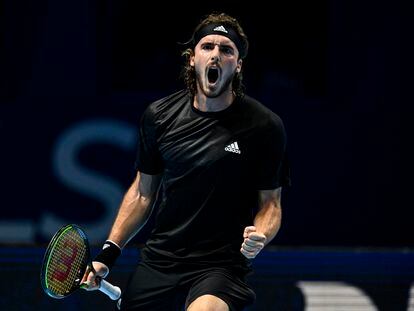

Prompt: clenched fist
[240,226,267,259]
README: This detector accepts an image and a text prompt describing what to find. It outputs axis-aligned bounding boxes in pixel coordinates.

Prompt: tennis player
[82,12,290,311]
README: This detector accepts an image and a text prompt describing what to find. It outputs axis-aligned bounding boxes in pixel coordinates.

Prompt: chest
[158,115,258,178]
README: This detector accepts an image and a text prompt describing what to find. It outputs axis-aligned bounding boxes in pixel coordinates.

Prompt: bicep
[252,124,290,190]
[135,109,164,174]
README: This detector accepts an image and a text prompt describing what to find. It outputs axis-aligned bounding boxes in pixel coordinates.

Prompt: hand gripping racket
[40,224,121,300]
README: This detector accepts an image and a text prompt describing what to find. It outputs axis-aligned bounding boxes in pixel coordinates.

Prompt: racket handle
[99,279,121,300]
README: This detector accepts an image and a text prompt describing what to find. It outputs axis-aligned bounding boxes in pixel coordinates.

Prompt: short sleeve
[253,117,291,190]
[134,107,164,174]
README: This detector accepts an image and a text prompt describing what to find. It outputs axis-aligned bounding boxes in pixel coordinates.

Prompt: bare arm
[240,187,282,259]
[254,188,282,244]
[82,170,161,289]
[107,170,161,248]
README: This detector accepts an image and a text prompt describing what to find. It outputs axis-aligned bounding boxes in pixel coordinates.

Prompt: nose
[210,46,220,62]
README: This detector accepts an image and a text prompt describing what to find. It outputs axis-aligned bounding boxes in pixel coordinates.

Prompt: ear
[190,54,195,67]
[236,59,243,73]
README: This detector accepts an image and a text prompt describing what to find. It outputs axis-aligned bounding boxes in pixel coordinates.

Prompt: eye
[201,43,214,50]
[220,46,234,56]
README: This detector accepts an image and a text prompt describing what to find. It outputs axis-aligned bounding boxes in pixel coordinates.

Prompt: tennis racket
[40,224,121,300]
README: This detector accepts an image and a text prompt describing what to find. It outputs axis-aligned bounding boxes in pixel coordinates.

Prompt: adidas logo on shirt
[224,142,241,154]
[213,25,228,33]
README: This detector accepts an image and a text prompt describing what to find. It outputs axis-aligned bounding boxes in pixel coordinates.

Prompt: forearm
[107,173,157,248]
[254,189,282,245]
[87,172,157,283]
[83,177,154,288]
[107,193,152,249]
[254,205,281,245]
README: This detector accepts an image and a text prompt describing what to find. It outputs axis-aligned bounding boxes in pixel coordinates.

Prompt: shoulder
[241,94,285,132]
[143,89,190,119]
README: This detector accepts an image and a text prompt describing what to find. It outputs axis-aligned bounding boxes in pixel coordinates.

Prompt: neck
[193,89,235,112]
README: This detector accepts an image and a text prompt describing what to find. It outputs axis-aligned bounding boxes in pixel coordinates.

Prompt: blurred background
[1,0,413,310]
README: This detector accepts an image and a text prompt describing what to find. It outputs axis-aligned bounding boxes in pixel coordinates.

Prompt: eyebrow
[201,41,235,49]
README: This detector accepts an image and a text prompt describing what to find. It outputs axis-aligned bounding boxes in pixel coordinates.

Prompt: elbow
[136,193,154,209]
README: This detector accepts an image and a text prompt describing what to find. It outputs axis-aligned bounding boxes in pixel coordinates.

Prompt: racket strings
[46,228,87,296]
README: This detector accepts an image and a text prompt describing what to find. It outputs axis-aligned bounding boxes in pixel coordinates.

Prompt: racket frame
[40,224,90,299]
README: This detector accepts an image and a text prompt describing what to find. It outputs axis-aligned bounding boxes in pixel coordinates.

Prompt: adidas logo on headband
[192,23,247,58]
[213,25,228,33]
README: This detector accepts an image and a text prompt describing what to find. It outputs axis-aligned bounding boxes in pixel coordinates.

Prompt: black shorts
[119,261,256,311]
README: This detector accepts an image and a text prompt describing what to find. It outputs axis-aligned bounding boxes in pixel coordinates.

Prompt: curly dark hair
[180,12,249,98]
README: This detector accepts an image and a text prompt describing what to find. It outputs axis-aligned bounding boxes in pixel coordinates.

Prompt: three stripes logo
[225,141,241,154]
[213,25,228,33]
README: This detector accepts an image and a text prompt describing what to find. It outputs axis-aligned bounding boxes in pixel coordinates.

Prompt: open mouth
[207,67,219,84]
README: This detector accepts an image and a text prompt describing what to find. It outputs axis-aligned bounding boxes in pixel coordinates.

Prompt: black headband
[192,23,247,58]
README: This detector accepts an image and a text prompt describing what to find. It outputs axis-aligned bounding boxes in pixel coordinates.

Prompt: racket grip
[99,279,121,300]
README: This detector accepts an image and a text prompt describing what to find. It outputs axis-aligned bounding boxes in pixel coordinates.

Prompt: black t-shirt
[135,89,290,267]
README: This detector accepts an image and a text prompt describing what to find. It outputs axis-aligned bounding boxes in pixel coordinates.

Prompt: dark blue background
[1,0,412,247]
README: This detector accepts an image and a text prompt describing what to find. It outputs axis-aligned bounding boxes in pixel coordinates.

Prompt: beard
[195,69,236,98]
